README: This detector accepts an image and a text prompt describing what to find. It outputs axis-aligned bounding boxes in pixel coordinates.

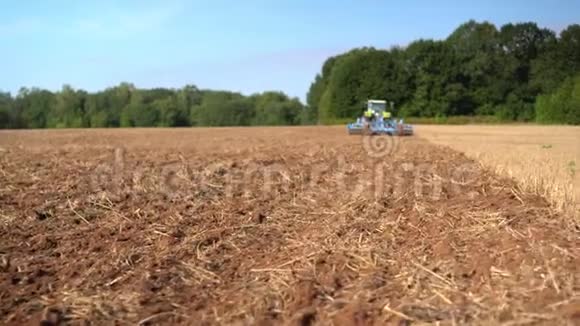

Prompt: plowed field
[0,127,578,325]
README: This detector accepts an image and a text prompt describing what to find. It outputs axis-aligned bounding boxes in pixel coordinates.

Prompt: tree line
[305,20,580,125]
[0,85,305,128]
[1,20,579,129]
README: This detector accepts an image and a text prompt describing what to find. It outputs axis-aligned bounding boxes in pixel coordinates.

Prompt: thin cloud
[1,2,183,39]
[73,2,183,39]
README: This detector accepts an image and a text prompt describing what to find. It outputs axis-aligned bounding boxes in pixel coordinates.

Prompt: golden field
[417,125,580,218]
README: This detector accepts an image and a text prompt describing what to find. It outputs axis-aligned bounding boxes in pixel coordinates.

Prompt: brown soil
[0,127,578,325]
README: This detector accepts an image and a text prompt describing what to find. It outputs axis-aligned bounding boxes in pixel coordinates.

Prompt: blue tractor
[347,100,413,136]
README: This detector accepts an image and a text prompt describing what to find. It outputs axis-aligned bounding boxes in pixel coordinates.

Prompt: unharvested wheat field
[0,127,578,325]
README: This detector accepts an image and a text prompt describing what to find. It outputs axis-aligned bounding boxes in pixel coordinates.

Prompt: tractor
[346,99,413,136]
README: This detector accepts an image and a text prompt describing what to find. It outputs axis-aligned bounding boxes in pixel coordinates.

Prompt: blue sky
[1,0,579,101]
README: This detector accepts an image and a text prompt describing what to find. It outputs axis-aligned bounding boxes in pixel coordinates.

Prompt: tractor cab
[367,100,387,116]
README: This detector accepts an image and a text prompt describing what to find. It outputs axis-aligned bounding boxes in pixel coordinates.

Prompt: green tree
[49,85,87,128]
[252,91,301,125]
[536,74,580,124]
[532,24,580,94]
[0,91,12,128]
[446,20,506,114]
[499,22,556,120]
[102,82,134,127]
[154,95,180,127]
[401,40,460,117]
[305,53,349,123]
[22,88,55,128]
[86,93,109,127]
[176,85,201,126]
[195,91,254,126]
[318,48,404,122]
[303,74,324,124]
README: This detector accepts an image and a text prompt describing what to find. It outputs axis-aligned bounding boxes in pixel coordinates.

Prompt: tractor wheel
[363,125,370,136]
[397,124,404,136]
[361,123,371,136]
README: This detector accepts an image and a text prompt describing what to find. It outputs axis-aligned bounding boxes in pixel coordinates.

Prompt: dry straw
[418,125,580,221]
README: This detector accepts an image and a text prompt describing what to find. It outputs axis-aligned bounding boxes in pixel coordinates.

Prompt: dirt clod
[34,210,51,221]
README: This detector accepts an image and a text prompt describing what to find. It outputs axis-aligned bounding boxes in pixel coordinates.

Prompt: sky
[1,0,579,101]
